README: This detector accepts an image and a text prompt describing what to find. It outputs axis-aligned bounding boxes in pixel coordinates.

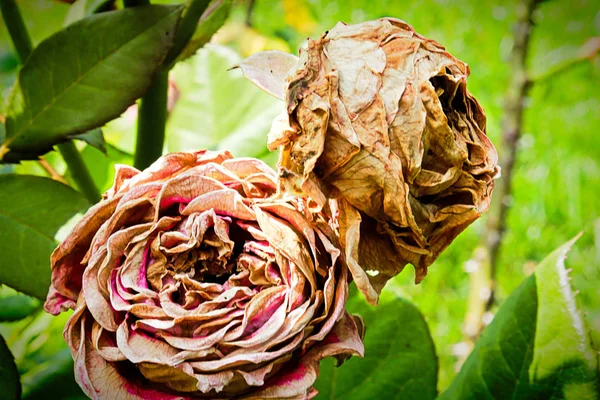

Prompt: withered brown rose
[265,18,499,304]
[44,150,363,400]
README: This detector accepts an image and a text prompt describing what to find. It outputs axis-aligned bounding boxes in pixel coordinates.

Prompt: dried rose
[44,150,363,400]
[240,18,499,305]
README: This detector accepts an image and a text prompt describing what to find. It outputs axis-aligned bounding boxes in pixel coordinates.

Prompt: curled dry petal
[236,50,300,101]
[45,150,363,399]
[260,18,499,304]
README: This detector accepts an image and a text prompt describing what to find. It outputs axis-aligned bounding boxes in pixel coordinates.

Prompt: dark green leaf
[0,334,20,400]
[0,175,89,300]
[70,128,106,154]
[21,349,86,400]
[64,0,116,25]
[0,292,39,322]
[440,237,599,400]
[0,5,182,163]
[314,290,438,399]
[163,0,212,68]
[439,272,538,399]
[172,0,232,64]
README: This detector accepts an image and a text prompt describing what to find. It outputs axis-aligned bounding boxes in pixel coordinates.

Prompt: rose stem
[0,0,31,64]
[56,142,102,203]
[459,0,541,363]
[130,0,212,170]
[0,0,101,204]
[123,0,167,170]
[133,70,169,170]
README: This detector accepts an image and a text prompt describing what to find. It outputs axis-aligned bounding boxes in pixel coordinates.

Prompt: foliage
[1,5,182,161]
[0,175,88,300]
[0,0,598,398]
[0,333,20,400]
[439,237,598,399]
[315,291,438,399]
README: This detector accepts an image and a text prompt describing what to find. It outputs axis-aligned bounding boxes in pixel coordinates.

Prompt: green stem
[123,0,150,7]
[133,71,169,170]
[57,142,101,203]
[125,0,169,170]
[1,0,101,204]
[0,0,33,63]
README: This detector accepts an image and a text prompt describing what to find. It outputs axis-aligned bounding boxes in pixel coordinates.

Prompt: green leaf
[21,349,86,400]
[64,0,116,25]
[172,0,232,64]
[165,44,282,158]
[529,235,599,397]
[314,290,438,399]
[70,128,106,154]
[0,175,89,300]
[0,5,183,163]
[440,237,599,400]
[78,143,132,192]
[0,291,39,322]
[0,334,20,400]
[163,0,212,67]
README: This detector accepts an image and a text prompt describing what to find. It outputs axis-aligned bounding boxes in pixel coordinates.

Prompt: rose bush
[44,150,363,400]
[266,18,500,304]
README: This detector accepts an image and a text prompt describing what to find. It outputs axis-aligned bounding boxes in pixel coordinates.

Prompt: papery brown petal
[84,223,152,331]
[237,50,300,100]
[261,18,499,303]
[254,208,317,294]
[46,150,362,399]
[68,310,191,400]
[242,311,364,399]
[91,323,126,361]
[45,195,122,315]
[105,164,140,199]
[138,362,200,392]
[181,189,256,220]
[116,321,180,363]
[118,150,230,194]
[189,332,305,372]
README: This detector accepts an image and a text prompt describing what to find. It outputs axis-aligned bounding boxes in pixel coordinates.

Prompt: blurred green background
[0,0,598,396]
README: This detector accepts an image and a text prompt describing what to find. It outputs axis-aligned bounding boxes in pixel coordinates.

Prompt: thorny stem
[462,0,540,342]
[458,0,542,368]
[0,0,101,204]
[462,8,600,359]
[485,0,539,309]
